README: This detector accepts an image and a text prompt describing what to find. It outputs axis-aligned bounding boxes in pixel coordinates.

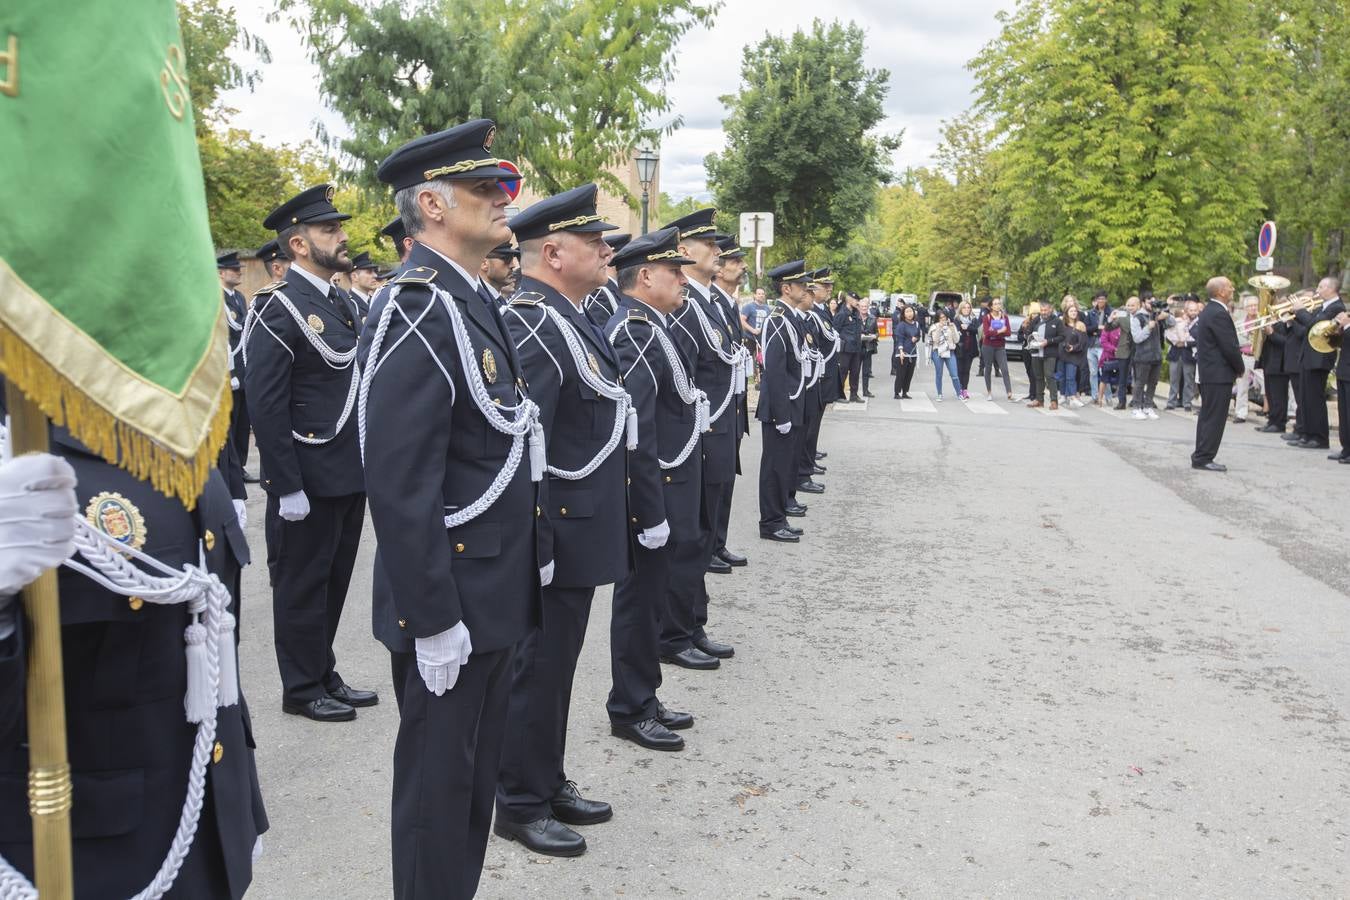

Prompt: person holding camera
[1129,294,1171,419]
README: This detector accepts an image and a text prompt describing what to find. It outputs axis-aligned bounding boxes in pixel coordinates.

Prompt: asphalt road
[240,358,1349,898]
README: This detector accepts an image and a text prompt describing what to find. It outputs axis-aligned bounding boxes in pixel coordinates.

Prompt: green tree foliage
[919,113,1008,294]
[281,0,717,196]
[177,0,270,135]
[706,20,899,261]
[970,0,1268,297]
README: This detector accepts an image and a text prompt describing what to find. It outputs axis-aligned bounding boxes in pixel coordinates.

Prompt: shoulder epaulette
[770,305,785,317]
[626,309,649,323]
[253,280,286,296]
[509,292,545,307]
[395,266,437,285]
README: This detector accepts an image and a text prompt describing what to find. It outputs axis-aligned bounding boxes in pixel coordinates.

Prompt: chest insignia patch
[85,492,147,552]
[482,348,498,384]
[307,313,325,334]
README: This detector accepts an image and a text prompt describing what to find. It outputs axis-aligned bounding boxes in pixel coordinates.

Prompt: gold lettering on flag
[159,43,188,120]
[0,35,18,97]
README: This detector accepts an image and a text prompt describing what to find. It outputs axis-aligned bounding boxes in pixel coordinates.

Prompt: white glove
[230,376,240,390]
[540,560,554,586]
[637,518,670,550]
[0,454,78,597]
[233,499,247,530]
[415,621,473,696]
[278,490,310,522]
[775,422,792,434]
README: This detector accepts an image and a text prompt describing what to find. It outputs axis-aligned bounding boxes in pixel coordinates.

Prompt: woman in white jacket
[928,309,965,401]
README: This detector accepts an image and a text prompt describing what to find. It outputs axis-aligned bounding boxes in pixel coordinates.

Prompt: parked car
[927,291,965,318]
[1005,313,1026,360]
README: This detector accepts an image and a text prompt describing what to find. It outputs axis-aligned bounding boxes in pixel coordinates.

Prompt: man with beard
[479,240,519,304]
[244,184,377,722]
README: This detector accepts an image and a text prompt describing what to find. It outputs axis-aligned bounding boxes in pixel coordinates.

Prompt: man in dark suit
[358,120,548,900]
[244,184,377,723]
[1255,317,1292,434]
[0,416,268,899]
[1191,276,1245,471]
[835,292,864,402]
[381,215,413,264]
[662,208,738,670]
[1289,277,1345,450]
[758,261,811,542]
[219,252,253,477]
[347,250,380,325]
[494,185,629,857]
[711,237,751,569]
[604,228,702,752]
[478,240,519,305]
[1333,307,1350,462]
[859,296,879,397]
[583,232,631,327]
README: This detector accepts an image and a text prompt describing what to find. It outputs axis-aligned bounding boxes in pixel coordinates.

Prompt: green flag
[0,1,230,506]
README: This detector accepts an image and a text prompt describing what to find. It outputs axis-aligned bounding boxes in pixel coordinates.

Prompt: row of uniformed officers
[0,117,848,899]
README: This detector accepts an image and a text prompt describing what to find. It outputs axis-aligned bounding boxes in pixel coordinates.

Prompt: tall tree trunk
[1300,232,1315,287]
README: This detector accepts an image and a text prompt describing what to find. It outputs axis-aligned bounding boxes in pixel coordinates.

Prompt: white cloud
[220,0,1010,197]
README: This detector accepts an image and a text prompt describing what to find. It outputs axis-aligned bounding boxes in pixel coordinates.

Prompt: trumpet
[1236,290,1320,337]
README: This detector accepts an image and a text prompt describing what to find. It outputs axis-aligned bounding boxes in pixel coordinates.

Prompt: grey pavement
[240,360,1349,899]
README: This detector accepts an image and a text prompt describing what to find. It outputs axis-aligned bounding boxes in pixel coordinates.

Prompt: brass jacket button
[128,596,144,611]
[212,741,224,764]
[559,507,568,515]
[203,529,216,551]
[455,543,465,553]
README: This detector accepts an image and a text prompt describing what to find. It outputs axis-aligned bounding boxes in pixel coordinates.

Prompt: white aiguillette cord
[0,424,235,900]
[608,317,708,470]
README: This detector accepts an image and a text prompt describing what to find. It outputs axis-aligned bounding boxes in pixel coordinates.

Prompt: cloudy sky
[221,0,1012,199]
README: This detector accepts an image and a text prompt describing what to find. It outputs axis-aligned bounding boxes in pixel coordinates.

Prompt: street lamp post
[635,147,659,235]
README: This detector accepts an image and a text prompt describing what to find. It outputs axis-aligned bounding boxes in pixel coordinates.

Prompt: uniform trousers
[1300,368,1331,443]
[861,351,875,392]
[607,544,669,724]
[1338,380,1350,453]
[714,465,736,555]
[1192,382,1232,466]
[264,491,364,704]
[391,646,515,900]
[660,537,705,656]
[229,387,251,468]
[757,421,796,533]
[839,351,862,398]
[797,389,824,482]
[497,586,594,824]
[1264,372,1291,430]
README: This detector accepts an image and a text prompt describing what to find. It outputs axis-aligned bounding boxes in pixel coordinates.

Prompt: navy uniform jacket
[669,282,738,485]
[583,280,621,330]
[1193,299,1244,384]
[1293,297,1346,371]
[606,297,702,543]
[357,243,545,655]
[502,276,631,589]
[711,283,752,440]
[0,424,267,900]
[834,306,863,353]
[224,288,248,379]
[348,289,372,330]
[243,265,364,498]
[813,303,841,400]
[756,304,807,428]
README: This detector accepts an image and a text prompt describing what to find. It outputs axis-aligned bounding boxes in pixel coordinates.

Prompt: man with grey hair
[1289,276,1345,450]
[1191,275,1244,470]
[359,119,547,900]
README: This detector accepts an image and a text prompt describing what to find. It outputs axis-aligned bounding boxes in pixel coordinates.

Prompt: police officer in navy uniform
[493,184,631,858]
[711,236,751,569]
[583,232,631,328]
[357,120,549,900]
[258,238,289,283]
[218,251,253,478]
[244,184,377,723]
[660,208,737,670]
[382,215,414,264]
[0,400,268,899]
[605,227,702,751]
[758,260,811,542]
[347,250,380,324]
[799,268,836,488]
[480,240,520,305]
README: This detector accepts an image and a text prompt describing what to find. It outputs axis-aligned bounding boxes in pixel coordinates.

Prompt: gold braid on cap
[680,225,717,237]
[548,213,603,232]
[646,249,684,261]
[423,158,503,179]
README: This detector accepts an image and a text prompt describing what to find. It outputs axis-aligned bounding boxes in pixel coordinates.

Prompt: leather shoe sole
[796,482,825,494]
[785,508,807,518]
[717,549,748,567]
[812,464,827,474]
[760,529,800,543]
[283,698,356,722]
[660,647,720,670]
[1192,462,1227,472]
[493,817,586,857]
[706,557,733,574]
[611,720,685,751]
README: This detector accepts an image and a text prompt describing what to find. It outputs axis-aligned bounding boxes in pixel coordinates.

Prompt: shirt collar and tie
[289,263,334,298]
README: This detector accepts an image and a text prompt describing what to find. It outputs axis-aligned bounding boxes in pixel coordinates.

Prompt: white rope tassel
[626,405,639,450]
[216,611,239,709]
[183,609,212,724]
[529,420,546,482]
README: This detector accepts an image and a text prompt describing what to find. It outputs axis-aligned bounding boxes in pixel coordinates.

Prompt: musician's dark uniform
[1335,330,1350,460]
[496,248,632,827]
[0,419,267,900]
[1191,297,1244,467]
[243,186,370,715]
[1291,295,1345,447]
[1256,322,1291,432]
[605,293,702,726]
[1283,318,1308,439]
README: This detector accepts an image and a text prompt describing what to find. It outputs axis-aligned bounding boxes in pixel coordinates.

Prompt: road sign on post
[1256,220,1277,272]
[739,212,774,286]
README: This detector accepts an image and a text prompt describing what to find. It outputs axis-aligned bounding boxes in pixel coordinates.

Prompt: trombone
[1236,290,1320,337]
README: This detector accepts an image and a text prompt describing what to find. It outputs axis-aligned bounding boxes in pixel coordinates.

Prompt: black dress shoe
[1329,451,1350,461]
[693,634,735,659]
[797,481,825,494]
[1192,461,1227,472]
[282,697,356,722]
[551,781,613,826]
[493,816,586,857]
[812,464,827,474]
[1340,456,1350,464]
[864,391,875,398]
[717,548,747,567]
[785,507,806,518]
[328,682,379,708]
[660,647,720,670]
[656,701,694,730]
[1293,438,1330,449]
[815,451,827,460]
[242,471,261,484]
[784,524,804,535]
[1281,432,1306,442]
[1256,424,1284,433]
[760,528,800,543]
[611,718,685,750]
[707,555,733,574]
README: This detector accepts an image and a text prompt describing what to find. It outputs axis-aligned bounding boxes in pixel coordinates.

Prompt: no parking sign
[1256,220,1276,272]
